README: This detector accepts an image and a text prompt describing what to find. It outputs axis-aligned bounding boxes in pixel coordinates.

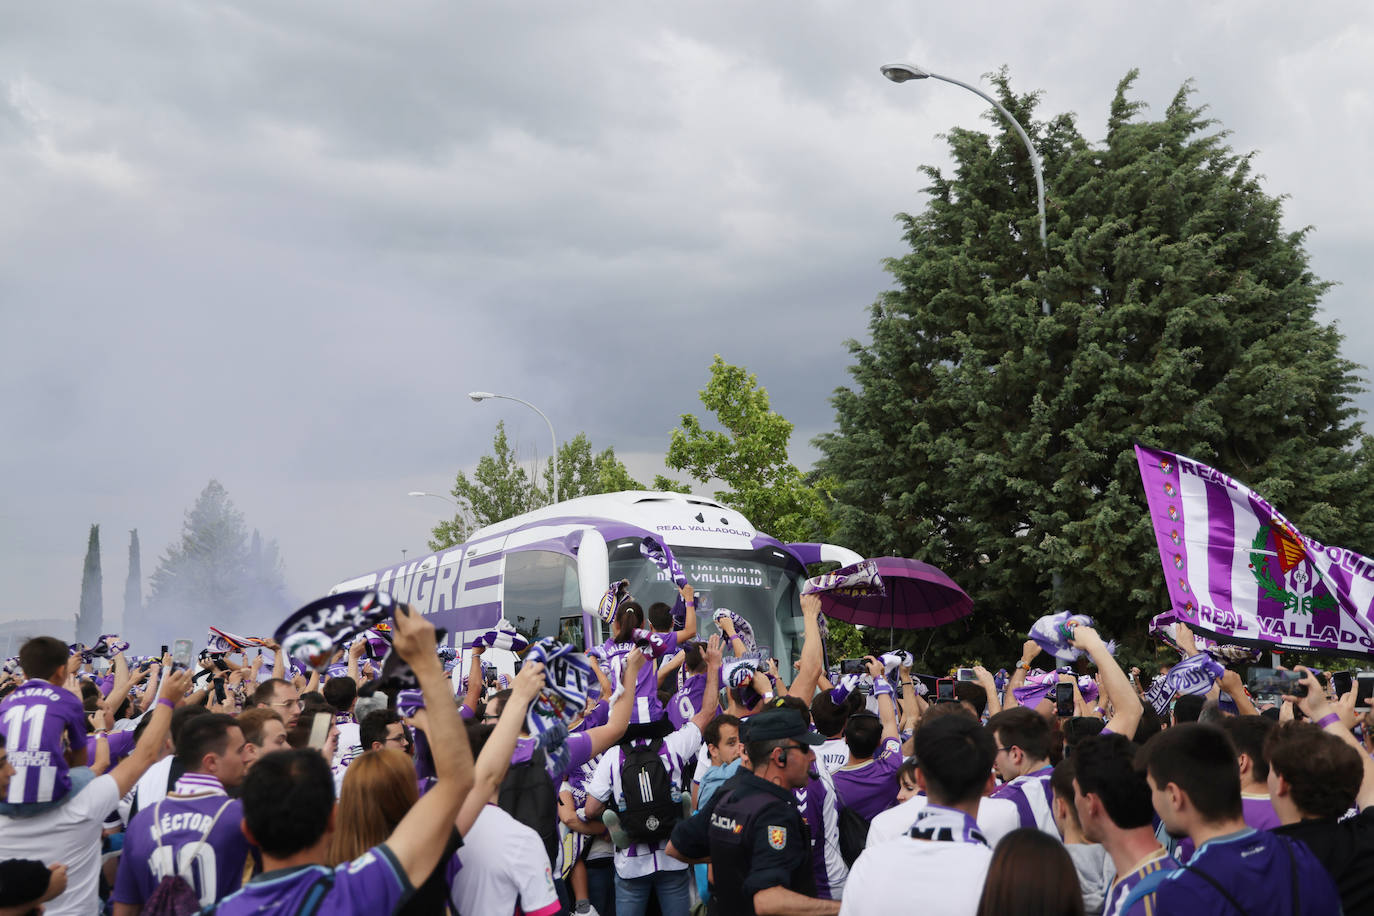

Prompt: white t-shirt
[868,794,1021,849]
[817,737,850,775]
[839,833,991,916]
[0,773,121,916]
[448,804,561,916]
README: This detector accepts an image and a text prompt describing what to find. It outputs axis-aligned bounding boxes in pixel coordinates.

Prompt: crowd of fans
[1,587,1372,916]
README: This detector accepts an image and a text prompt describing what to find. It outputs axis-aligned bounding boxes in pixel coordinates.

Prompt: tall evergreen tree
[818,71,1373,663]
[143,481,288,650]
[75,524,102,645]
[123,528,142,630]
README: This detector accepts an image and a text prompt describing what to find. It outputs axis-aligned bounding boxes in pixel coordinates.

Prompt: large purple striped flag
[1135,445,1374,658]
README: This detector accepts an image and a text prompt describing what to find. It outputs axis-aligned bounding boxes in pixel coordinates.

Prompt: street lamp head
[468,391,495,403]
[880,62,930,83]
[407,491,427,497]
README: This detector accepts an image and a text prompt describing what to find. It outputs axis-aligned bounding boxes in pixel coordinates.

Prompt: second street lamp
[467,391,559,503]
[881,61,1049,315]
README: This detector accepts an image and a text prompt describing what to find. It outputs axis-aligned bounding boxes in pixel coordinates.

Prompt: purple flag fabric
[468,619,529,654]
[1135,445,1374,658]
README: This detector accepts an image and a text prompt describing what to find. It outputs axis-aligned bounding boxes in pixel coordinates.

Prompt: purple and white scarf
[597,579,631,625]
[522,637,595,739]
[469,619,529,654]
[1012,670,1099,707]
[712,607,756,651]
[1141,652,1226,716]
[207,627,266,654]
[1029,611,1116,663]
[803,559,885,597]
[640,536,687,588]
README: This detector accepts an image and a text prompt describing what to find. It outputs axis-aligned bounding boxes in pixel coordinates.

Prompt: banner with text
[1135,444,1374,658]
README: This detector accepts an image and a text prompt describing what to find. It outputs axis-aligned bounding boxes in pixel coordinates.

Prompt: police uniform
[669,707,822,916]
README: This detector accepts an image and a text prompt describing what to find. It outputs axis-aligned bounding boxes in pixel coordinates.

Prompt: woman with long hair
[976,828,1086,916]
[329,748,458,915]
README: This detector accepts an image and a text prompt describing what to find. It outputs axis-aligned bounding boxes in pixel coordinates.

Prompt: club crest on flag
[1159,458,1173,475]
[1164,482,1177,498]
[1249,523,1337,616]
[767,826,787,850]
[1173,554,1184,569]
[1167,506,1179,521]
[1169,529,1182,545]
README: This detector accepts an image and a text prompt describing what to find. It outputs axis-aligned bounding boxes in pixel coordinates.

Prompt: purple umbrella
[811,557,973,630]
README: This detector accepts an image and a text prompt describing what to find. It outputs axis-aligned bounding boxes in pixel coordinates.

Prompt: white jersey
[840,833,991,916]
[868,793,1021,850]
[816,737,850,775]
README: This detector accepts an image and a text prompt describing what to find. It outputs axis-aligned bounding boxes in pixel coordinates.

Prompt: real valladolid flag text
[1135,444,1374,659]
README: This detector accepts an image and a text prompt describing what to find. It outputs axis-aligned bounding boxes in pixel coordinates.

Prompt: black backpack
[616,738,681,844]
[498,746,560,867]
[837,802,869,867]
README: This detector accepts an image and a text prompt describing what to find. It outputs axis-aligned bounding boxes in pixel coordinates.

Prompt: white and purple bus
[328,490,861,678]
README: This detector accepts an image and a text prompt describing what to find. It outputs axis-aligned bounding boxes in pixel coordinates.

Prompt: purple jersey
[1241,793,1281,831]
[668,672,709,729]
[0,679,88,804]
[1104,848,1177,916]
[831,736,902,820]
[601,630,678,722]
[213,844,411,916]
[794,767,847,900]
[990,765,1057,835]
[576,700,609,732]
[113,789,251,908]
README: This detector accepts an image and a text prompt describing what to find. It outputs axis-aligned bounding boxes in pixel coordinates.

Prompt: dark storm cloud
[1,1,1370,630]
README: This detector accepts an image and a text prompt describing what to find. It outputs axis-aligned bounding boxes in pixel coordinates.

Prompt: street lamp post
[881,62,1049,315]
[467,391,559,503]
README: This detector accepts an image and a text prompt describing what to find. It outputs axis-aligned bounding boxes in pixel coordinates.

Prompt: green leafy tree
[818,70,1372,667]
[75,524,102,645]
[665,357,872,657]
[665,356,836,544]
[429,424,644,550]
[141,481,287,651]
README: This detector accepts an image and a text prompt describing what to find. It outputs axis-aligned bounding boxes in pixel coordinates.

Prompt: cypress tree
[76,524,102,645]
[123,528,142,630]
[818,70,1373,662]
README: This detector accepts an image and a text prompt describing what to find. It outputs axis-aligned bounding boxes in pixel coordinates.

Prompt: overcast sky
[2,2,1371,635]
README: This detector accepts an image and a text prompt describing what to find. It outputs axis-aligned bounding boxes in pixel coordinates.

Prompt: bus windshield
[606,539,807,681]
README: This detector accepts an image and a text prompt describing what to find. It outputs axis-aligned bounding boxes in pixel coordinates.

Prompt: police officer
[667,705,840,916]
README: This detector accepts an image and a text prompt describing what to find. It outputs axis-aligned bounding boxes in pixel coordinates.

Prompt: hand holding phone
[839,658,867,676]
[1055,682,1075,717]
[936,678,956,703]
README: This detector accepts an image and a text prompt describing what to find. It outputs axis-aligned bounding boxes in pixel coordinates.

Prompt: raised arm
[1068,625,1141,740]
[866,656,899,743]
[718,615,747,659]
[584,648,646,756]
[381,605,477,888]
[111,668,191,797]
[1219,669,1258,717]
[973,665,1002,717]
[1287,667,1374,812]
[689,636,724,733]
[1003,640,1041,709]
[456,662,544,835]
[784,594,824,700]
[346,637,365,683]
[677,583,698,642]
[658,651,685,686]
[461,645,485,715]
